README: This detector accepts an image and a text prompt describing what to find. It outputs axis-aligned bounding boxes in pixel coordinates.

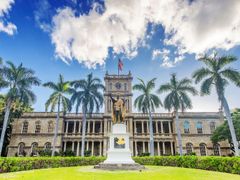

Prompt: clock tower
[104,71,133,114]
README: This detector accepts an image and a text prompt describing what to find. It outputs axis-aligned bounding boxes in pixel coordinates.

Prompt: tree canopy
[211,108,240,143]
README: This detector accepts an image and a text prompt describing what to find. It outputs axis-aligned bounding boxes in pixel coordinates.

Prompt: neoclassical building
[7,72,231,157]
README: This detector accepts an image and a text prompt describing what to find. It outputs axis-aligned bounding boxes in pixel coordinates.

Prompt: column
[76,142,80,156]
[134,121,137,134]
[103,139,107,156]
[129,118,133,135]
[73,121,76,133]
[135,141,138,156]
[142,121,144,134]
[64,141,67,151]
[86,141,89,150]
[91,141,94,156]
[157,142,160,156]
[79,122,82,134]
[168,121,172,134]
[110,121,112,132]
[161,121,164,134]
[163,141,166,155]
[148,141,150,152]
[100,121,103,134]
[93,121,95,134]
[72,141,75,151]
[143,141,145,153]
[156,121,159,134]
[104,119,107,136]
[66,121,69,133]
[87,121,90,134]
[99,141,102,156]
[130,140,134,156]
[146,121,149,134]
[107,121,110,132]
[170,141,174,155]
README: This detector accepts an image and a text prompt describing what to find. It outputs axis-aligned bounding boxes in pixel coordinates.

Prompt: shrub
[38,149,52,157]
[0,156,106,173]
[133,156,240,174]
[0,156,239,174]
[84,150,91,157]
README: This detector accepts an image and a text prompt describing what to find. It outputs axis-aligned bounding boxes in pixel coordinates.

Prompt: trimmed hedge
[0,156,105,173]
[133,156,240,174]
[0,156,240,174]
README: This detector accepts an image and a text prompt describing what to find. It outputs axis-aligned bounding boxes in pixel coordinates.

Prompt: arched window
[31,142,38,156]
[210,121,216,133]
[22,121,28,133]
[44,142,51,150]
[199,143,207,156]
[35,121,41,133]
[184,121,190,134]
[213,143,220,156]
[18,142,25,156]
[48,121,54,133]
[196,122,203,134]
[186,143,193,154]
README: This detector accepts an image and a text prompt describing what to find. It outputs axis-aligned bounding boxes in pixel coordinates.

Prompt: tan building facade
[7,73,231,157]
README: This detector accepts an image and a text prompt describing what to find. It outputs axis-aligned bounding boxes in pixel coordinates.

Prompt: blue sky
[0,0,240,112]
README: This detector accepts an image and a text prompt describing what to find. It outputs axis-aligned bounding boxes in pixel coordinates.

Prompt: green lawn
[0,166,239,180]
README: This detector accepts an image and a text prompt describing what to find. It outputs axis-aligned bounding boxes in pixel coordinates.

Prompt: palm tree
[43,74,72,156]
[133,78,162,156]
[158,74,197,156]
[70,73,104,157]
[192,54,240,156]
[0,61,41,156]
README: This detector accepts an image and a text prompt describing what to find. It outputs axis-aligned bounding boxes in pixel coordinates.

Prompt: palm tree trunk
[81,106,87,157]
[0,99,12,156]
[175,110,183,156]
[51,96,60,156]
[222,96,239,156]
[148,109,154,156]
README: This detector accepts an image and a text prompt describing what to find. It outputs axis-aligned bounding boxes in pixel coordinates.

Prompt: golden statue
[109,93,126,124]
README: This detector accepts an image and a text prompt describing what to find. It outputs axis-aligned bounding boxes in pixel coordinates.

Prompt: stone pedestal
[95,123,144,170]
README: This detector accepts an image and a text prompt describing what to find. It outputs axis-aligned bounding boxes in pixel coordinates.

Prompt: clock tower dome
[104,71,133,114]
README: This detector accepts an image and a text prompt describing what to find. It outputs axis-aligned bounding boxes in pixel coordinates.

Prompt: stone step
[94,163,145,171]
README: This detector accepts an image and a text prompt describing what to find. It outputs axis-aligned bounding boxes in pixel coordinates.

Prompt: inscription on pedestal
[114,137,125,149]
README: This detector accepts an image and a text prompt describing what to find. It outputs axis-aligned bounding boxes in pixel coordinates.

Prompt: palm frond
[221,68,240,87]
[192,68,212,84]
[218,55,237,69]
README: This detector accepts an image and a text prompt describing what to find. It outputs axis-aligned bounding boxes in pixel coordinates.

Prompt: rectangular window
[35,123,41,133]
[184,128,190,134]
[197,128,203,134]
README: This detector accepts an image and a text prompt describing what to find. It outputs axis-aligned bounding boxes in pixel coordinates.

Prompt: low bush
[0,156,239,174]
[0,156,105,173]
[133,156,240,174]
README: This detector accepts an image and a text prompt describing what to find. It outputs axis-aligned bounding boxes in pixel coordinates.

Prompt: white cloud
[34,0,52,33]
[152,48,180,68]
[50,0,240,68]
[155,0,240,56]
[0,0,16,35]
[152,49,161,60]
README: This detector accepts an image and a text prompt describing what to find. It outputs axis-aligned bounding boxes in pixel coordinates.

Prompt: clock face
[115,82,122,89]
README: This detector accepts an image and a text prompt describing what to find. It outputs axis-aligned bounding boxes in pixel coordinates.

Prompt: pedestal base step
[94,163,145,171]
